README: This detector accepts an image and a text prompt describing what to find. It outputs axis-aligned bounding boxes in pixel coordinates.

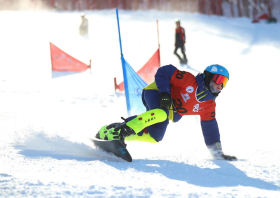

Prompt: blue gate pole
[116,9,131,116]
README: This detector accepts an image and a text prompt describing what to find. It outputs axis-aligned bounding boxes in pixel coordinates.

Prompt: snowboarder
[96,64,237,161]
[174,18,188,64]
[79,13,88,35]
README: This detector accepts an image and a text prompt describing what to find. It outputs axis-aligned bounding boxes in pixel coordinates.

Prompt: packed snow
[0,10,280,197]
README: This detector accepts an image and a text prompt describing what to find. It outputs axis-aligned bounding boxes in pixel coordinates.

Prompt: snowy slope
[0,10,280,197]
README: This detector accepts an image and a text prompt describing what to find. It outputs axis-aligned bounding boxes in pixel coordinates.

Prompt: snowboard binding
[96,122,135,143]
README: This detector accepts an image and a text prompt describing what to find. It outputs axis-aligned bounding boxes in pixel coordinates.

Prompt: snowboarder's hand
[160,92,171,110]
[114,122,135,137]
[106,123,121,130]
[222,154,237,161]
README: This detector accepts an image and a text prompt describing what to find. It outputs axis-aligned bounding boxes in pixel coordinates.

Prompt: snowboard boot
[96,123,121,140]
[96,122,136,142]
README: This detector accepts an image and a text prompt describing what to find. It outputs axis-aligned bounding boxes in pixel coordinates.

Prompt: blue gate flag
[121,56,148,116]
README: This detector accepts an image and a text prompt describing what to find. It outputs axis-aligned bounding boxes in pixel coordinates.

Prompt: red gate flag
[115,48,160,91]
[50,42,91,72]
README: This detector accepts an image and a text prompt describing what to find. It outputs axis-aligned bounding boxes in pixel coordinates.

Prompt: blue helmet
[203,64,229,94]
[204,64,229,79]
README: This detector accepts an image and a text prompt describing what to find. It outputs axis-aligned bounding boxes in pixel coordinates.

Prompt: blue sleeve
[155,64,177,94]
[173,112,182,122]
[201,118,221,146]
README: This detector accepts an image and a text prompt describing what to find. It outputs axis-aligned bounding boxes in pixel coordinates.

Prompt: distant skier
[79,13,88,35]
[174,18,188,64]
[96,64,237,161]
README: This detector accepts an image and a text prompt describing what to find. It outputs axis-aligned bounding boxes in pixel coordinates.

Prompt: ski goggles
[212,74,229,88]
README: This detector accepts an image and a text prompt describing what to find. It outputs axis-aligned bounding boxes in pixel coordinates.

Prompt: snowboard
[91,138,132,162]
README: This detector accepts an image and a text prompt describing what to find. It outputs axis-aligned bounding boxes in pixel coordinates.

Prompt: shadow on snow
[16,134,279,191]
[104,159,280,191]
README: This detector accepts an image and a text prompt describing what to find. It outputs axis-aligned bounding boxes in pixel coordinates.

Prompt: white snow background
[0,10,280,197]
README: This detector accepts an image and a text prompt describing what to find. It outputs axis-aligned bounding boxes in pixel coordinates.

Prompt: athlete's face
[212,81,223,91]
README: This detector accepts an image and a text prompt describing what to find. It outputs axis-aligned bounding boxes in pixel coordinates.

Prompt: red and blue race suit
[133,64,220,146]
[126,64,221,148]
[155,64,220,145]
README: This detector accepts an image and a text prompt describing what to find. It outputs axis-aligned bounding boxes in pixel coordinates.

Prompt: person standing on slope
[79,13,88,35]
[174,18,188,64]
[96,64,237,161]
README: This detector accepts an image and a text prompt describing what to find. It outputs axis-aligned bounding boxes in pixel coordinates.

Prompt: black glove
[114,122,135,138]
[160,92,172,110]
[207,142,237,161]
[222,154,237,161]
[106,123,121,129]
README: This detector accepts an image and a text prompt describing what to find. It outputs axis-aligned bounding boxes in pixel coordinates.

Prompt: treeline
[0,0,278,20]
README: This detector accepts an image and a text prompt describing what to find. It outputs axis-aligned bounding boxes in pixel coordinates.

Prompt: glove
[106,122,121,130]
[160,92,172,110]
[104,122,135,140]
[212,153,237,161]
[222,154,237,161]
[114,122,136,137]
[207,142,237,161]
